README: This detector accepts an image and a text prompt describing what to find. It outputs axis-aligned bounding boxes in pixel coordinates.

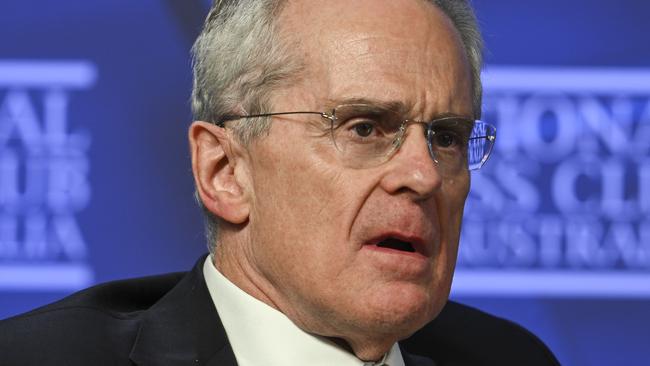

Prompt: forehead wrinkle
[330,34,435,75]
[328,39,469,119]
[278,0,473,120]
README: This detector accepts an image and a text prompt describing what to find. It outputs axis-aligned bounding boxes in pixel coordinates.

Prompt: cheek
[442,172,470,217]
[247,136,354,264]
[249,121,369,238]
[434,173,469,274]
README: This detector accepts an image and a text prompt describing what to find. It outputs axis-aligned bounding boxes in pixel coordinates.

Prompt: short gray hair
[191,0,484,254]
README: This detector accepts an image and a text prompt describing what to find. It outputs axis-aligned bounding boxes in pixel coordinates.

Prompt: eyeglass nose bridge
[392,121,441,165]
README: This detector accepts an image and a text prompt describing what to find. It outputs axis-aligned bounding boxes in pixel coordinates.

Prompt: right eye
[352,122,375,137]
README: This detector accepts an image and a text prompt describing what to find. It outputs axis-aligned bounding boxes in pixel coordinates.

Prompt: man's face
[239,0,472,345]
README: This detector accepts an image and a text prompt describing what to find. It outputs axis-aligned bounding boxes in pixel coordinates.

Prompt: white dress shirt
[203,257,405,366]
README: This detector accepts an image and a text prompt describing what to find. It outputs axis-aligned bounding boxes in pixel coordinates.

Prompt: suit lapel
[129,255,238,366]
[401,344,436,366]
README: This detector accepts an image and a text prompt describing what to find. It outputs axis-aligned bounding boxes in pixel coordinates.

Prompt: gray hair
[191,0,484,254]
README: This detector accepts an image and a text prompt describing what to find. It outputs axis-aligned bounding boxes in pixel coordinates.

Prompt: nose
[379,124,442,200]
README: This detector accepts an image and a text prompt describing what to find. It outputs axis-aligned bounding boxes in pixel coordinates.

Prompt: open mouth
[376,237,416,253]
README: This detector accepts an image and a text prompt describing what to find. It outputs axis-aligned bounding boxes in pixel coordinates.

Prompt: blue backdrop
[1,1,649,365]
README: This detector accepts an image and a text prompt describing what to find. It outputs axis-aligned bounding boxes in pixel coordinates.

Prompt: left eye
[433,131,459,148]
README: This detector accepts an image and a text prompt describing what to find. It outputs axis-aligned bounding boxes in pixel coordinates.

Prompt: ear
[189,121,249,225]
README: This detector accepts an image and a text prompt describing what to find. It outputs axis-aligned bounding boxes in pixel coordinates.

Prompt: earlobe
[189,121,249,225]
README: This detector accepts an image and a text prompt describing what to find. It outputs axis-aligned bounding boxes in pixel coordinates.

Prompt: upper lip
[366,232,432,257]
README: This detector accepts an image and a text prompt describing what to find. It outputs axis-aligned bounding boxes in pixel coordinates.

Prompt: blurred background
[1,0,648,365]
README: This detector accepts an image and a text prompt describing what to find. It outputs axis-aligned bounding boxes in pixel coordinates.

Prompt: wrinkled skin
[192,0,473,361]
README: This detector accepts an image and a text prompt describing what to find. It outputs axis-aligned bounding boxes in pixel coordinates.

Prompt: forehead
[277,0,473,117]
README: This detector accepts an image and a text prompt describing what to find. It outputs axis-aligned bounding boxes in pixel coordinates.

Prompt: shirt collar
[203,257,404,366]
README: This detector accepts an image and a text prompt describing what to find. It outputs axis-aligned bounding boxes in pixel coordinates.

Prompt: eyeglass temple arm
[216,111,329,127]
[469,135,496,141]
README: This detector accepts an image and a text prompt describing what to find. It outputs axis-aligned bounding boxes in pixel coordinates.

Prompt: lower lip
[361,244,432,275]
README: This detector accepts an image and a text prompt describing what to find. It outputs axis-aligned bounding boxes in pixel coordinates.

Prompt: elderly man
[1,0,559,365]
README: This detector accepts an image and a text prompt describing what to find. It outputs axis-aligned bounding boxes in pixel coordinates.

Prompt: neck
[330,336,395,362]
[213,234,400,362]
[213,235,282,312]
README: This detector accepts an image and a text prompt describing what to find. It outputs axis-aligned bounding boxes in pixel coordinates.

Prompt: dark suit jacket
[0,255,560,366]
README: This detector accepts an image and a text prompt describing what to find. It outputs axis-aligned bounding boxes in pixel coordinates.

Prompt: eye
[429,118,472,150]
[352,122,375,137]
[433,130,459,148]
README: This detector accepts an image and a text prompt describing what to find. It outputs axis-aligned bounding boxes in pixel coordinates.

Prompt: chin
[361,282,446,338]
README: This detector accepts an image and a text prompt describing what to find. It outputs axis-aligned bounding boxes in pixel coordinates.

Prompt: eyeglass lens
[325,104,496,173]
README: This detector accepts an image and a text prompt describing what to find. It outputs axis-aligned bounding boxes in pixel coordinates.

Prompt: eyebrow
[324,97,409,113]
[322,97,473,121]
